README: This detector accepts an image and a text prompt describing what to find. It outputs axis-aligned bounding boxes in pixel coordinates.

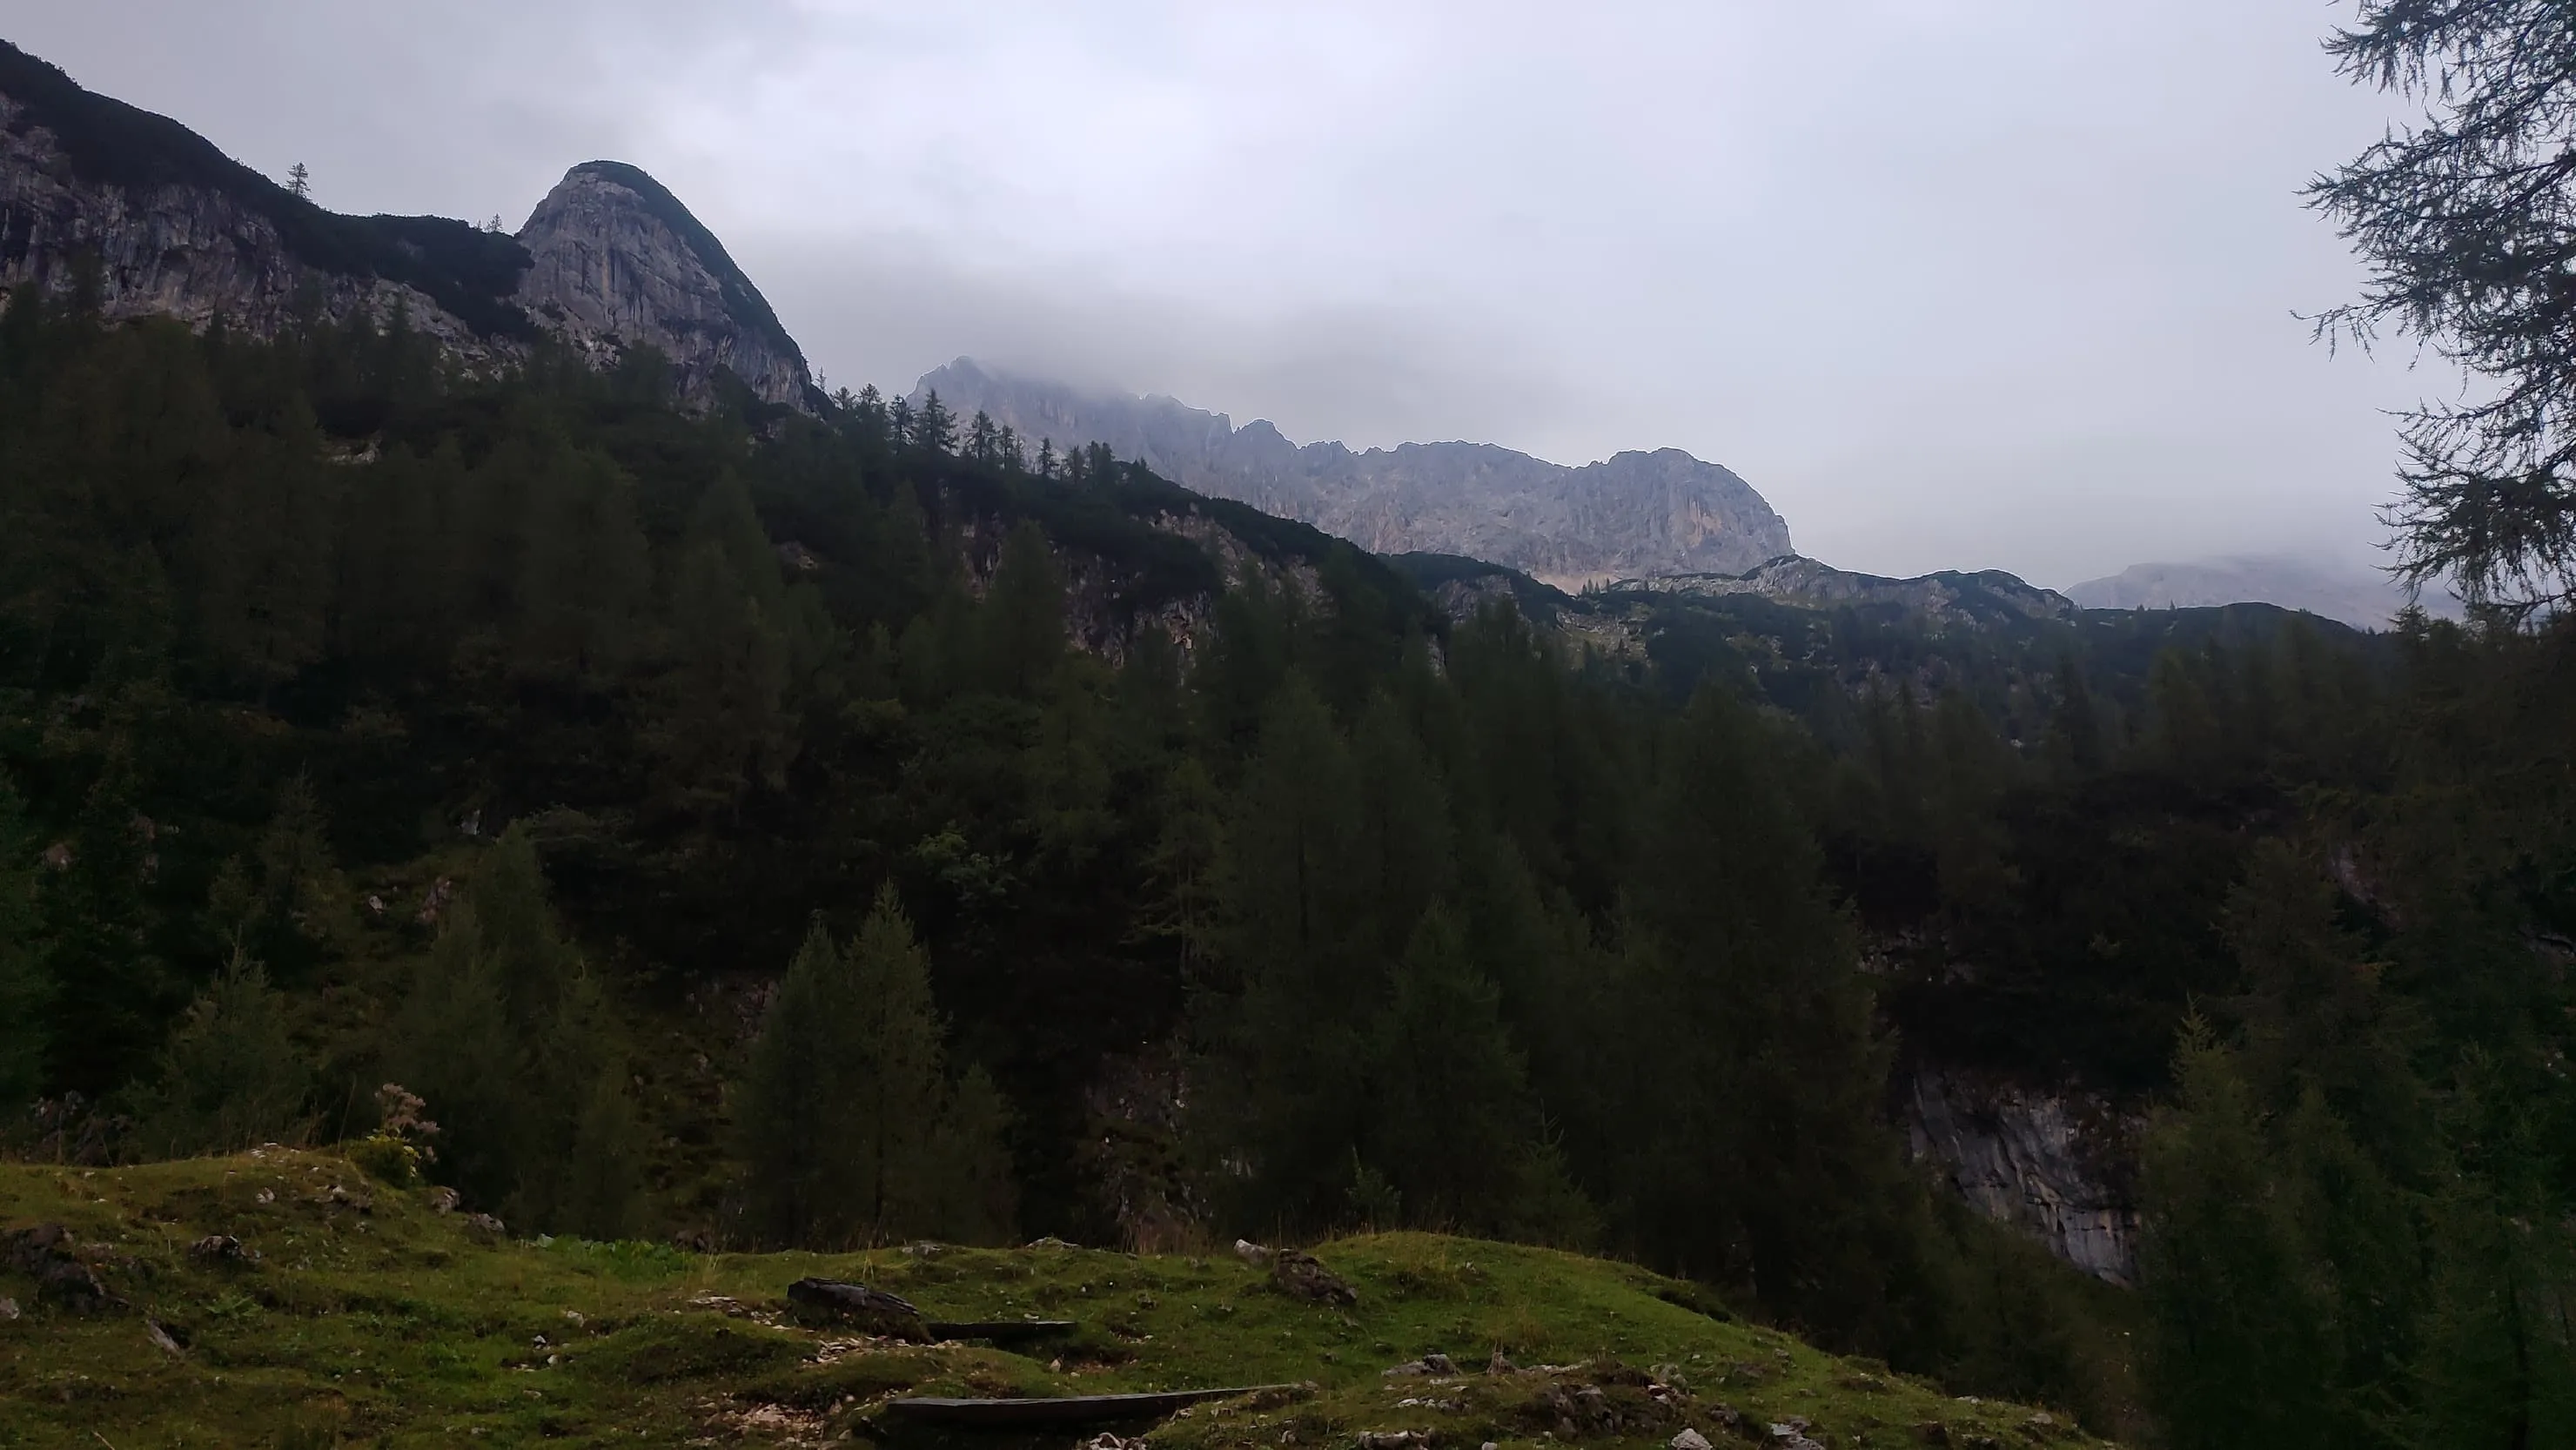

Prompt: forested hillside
[1,279,2571,1445]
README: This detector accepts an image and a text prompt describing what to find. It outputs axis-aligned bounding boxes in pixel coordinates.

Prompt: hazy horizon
[2,2,2445,587]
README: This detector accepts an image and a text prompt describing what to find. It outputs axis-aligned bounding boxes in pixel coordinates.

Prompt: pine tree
[0,775,50,1106]
[980,521,1067,697]
[1620,688,1927,1346]
[735,889,1014,1247]
[735,921,859,1246]
[2139,1024,2340,1450]
[913,391,957,453]
[1361,906,1589,1239]
[1196,675,1371,1225]
[389,827,640,1232]
[840,885,956,1239]
[931,1064,1019,1245]
[512,444,649,687]
[126,948,311,1158]
[286,162,310,198]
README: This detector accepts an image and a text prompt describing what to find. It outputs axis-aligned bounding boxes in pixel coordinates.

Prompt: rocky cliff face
[513,162,813,408]
[1902,1064,2140,1286]
[914,359,1793,588]
[1,43,811,409]
[0,45,523,358]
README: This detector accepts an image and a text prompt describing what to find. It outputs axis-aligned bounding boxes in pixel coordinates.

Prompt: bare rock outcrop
[1902,1064,2140,1286]
[1613,556,2077,629]
[513,161,814,408]
[913,359,1793,589]
[0,44,522,358]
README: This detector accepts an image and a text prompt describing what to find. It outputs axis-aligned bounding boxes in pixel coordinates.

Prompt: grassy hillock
[0,1151,2105,1449]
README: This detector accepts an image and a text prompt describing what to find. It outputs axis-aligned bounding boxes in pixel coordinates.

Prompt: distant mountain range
[2067,555,2459,631]
[0,40,813,406]
[911,359,1794,588]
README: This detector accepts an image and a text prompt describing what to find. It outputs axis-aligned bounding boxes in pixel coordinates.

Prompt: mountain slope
[915,358,1794,588]
[0,38,532,348]
[0,41,810,406]
[0,1149,2118,1448]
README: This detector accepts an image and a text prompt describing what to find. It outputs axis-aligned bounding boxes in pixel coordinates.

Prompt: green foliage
[0,775,50,1107]
[124,948,311,1158]
[735,889,1018,1247]
[390,827,642,1232]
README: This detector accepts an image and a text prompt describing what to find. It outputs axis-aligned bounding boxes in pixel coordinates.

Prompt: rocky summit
[0,41,810,407]
[914,358,1794,588]
[513,161,813,407]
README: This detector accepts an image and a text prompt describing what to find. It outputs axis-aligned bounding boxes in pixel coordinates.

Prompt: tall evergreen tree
[735,889,1014,1246]
[125,948,311,1158]
[0,775,49,1107]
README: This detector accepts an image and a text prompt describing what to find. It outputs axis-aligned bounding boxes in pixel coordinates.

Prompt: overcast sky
[4,1,2438,586]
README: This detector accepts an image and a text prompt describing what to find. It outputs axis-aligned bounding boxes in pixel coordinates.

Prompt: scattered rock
[188,1234,257,1265]
[325,1185,372,1213]
[1385,1353,1459,1379]
[1357,1433,1427,1450]
[463,1212,506,1242]
[0,1298,18,1321]
[1488,1349,1516,1374]
[1672,1431,1714,1450]
[428,1186,461,1214]
[1235,1238,1274,1266]
[1079,1437,1149,1450]
[786,1279,929,1338]
[1027,1236,1079,1250]
[1272,1249,1358,1306]
[145,1319,185,1356]
[5,1225,117,1312]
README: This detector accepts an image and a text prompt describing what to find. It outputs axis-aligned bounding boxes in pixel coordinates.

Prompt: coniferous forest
[3,261,2572,1443]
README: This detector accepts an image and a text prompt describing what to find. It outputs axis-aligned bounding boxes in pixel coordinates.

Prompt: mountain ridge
[913,356,1794,588]
[0,39,810,406]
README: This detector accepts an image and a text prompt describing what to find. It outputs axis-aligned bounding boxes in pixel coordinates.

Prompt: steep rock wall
[1902,1063,2141,1286]
[515,163,812,408]
[0,95,506,358]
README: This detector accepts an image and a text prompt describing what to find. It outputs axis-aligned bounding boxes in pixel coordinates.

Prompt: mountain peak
[516,163,812,406]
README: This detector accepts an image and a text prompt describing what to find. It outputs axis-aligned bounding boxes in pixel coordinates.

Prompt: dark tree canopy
[2312,0,2576,612]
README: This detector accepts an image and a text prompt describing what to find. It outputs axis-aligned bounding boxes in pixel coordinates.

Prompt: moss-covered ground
[0,1151,2109,1449]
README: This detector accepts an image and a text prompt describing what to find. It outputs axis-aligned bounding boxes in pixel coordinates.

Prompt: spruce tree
[980,521,1067,697]
[1362,906,1589,1240]
[735,889,1015,1247]
[2139,1025,2339,1450]
[735,921,857,1246]
[391,827,641,1232]
[1197,675,1370,1225]
[0,775,50,1106]
[126,948,311,1158]
[1621,688,1927,1348]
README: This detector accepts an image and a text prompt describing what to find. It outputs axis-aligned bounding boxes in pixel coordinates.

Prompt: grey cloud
[0,0,2434,584]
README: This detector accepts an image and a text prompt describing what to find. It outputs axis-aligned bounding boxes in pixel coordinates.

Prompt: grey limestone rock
[914,359,1794,589]
[1902,1064,2140,1286]
[513,161,814,408]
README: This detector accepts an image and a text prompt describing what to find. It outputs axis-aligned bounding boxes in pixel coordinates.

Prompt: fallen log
[885,1386,1298,1427]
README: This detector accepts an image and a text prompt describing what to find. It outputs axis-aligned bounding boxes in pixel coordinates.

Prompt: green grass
[0,1151,2110,1448]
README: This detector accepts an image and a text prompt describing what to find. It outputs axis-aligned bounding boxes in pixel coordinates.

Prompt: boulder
[1272,1250,1358,1306]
